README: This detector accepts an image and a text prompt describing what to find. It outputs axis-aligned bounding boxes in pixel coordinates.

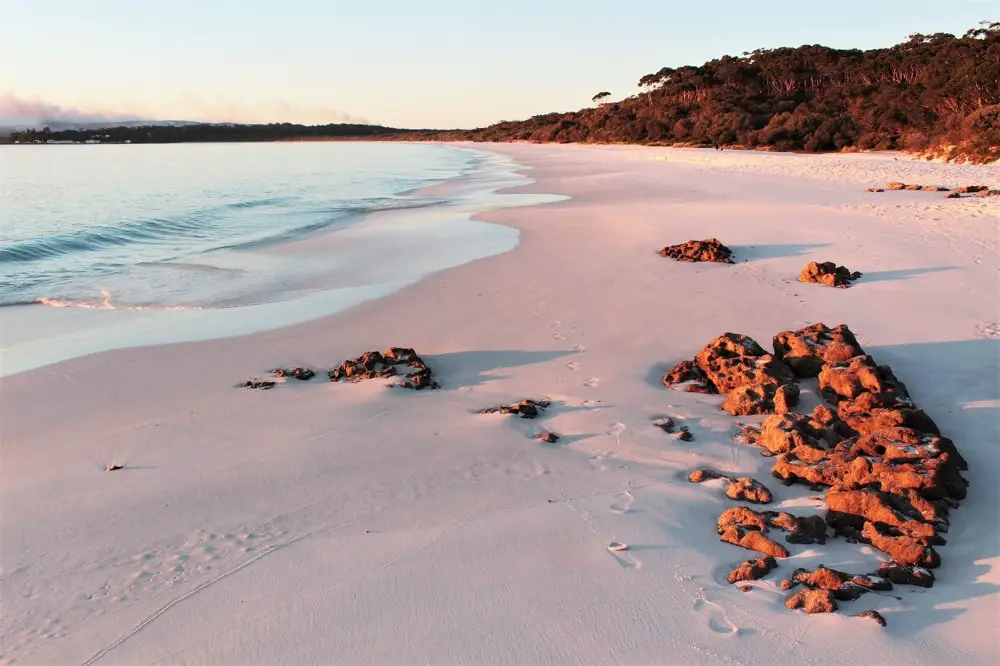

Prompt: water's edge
[0,146,566,377]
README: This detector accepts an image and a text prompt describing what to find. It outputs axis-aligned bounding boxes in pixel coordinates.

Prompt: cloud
[0,92,371,128]
[0,93,139,128]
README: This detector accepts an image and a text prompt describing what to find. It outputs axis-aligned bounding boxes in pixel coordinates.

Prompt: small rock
[945,192,962,199]
[534,432,560,443]
[954,185,988,193]
[779,578,796,591]
[886,182,906,190]
[785,588,837,614]
[799,261,863,288]
[727,555,777,584]
[688,469,727,483]
[855,610,887,627]
[242,379,277,390]
[105,463,124,472]
[677,428,694,441]
[480,399,551,419]
[740,584,753,592]
[658,238,735,264]
[726,477,774,504]
[653,416,676,433]
[865,187,884,192]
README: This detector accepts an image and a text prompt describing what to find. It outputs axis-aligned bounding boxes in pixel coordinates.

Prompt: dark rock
[785,588,837,614]
[855,610,887,627]
[799,262,863,288]
[534,432,560,443]
[243,378,277,390]
[875,562,935,588]
[271,367,315,380]
[946,191,962,198]
[727,555,777,584]
[791,566,891,601]
[954,185,989,193]
[480,399,551,419]
[659,238,734,264]
[653,416,676,433]
[329,347,438,390]
[677,428,694,441]
[772,323,865,378]
[663,360,717,393]
[866,187,884,192]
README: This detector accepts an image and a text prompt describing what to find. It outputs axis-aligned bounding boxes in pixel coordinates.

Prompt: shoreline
[0,144,562,377]
[2,144,997,665]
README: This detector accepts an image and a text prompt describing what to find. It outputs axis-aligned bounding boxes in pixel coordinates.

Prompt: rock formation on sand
[727,555,777,584]
[329,347,439,389]
[798,261,862,288]
[688,470,774,504]
[479,399,551,419]
[667,322,968,622]
[271,367,315,380]
[658,238,734,264]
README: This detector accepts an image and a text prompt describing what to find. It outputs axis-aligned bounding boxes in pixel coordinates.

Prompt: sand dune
[1,145,997,665]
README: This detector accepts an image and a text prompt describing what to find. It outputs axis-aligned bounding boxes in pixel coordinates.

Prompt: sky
[1,0,994,129]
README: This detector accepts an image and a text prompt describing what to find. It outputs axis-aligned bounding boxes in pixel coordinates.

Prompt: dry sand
[1,144,998,665]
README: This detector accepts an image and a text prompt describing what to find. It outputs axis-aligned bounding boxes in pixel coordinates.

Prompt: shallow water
[0,142,561,375]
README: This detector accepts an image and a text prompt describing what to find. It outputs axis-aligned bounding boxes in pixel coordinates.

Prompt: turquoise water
[0,142,558,375]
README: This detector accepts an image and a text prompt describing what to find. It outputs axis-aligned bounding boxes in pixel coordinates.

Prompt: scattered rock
[271,367,315,380]
[653,416,676,433]
[688,468,727,483]
[903,184,923,191]
[799,261,863,288]
[785,588,838,614]
[979,189,1000,197]
[855,610,887,627]
[659,238,735,264]
[866,187,884,192]
[242,378,277,390]
[886,182,906,190]
[779,578,796,591]
[772,323,865,378]
[534,432,560,443]
[677,427,694,441]
[480,399,551,419]
[875,562,935,588]
[329,347,439,390]
[728,555,777,584]
[105,463,125,472]
[726,477,774,504]
[791,565,891,601]
[733,423,761,446]
[919,185,949,192]
[954,185,989,193]
[946,191,962,199]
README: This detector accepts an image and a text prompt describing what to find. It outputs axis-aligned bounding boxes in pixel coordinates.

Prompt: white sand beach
[2,144,998,665]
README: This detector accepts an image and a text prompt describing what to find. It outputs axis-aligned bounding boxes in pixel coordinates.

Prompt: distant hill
[404,22,1000,163]
[7,122,408,144]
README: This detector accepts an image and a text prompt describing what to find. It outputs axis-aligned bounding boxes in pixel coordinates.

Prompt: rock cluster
[884,182,950,192]
[271,367,315,380]
[880,182,996,198]
[329,347,439,390]
[658,238,735,264]
[670,323,967,623]
[479,399,551,419]
[798,261,863,288]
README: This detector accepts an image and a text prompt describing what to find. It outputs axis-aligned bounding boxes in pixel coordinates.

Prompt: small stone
[855,610,887,627]
[785,588,837,614]
[534,432,560,443]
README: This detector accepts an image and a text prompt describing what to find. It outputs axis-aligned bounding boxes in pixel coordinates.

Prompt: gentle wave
[0,196,444,265]
[28,289,204,311]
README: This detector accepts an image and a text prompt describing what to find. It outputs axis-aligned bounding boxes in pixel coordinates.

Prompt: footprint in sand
[693,593,739,635]
[607,422,625,444]
[609,483,635,514]
[552,333,567,340]
[574,344,586,353]
[567,361,580,371]
[584,377,600,388]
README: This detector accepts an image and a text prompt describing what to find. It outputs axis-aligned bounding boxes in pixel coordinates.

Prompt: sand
[1,144,998,665]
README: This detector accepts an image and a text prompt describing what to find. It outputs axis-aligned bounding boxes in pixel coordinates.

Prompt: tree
[591,91,612,104]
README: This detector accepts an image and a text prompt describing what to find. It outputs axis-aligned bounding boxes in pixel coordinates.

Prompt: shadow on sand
[731,243,831,261]
[429,349,577,388]
[859,266,957,283]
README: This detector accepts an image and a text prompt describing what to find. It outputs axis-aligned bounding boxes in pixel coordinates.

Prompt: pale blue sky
[1,0,993,128]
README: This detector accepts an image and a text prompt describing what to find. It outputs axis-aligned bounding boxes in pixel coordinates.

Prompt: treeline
[10,122,408,144]
[415,22,999,163]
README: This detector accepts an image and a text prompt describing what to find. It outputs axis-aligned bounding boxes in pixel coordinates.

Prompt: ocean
[0,142,556,376]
